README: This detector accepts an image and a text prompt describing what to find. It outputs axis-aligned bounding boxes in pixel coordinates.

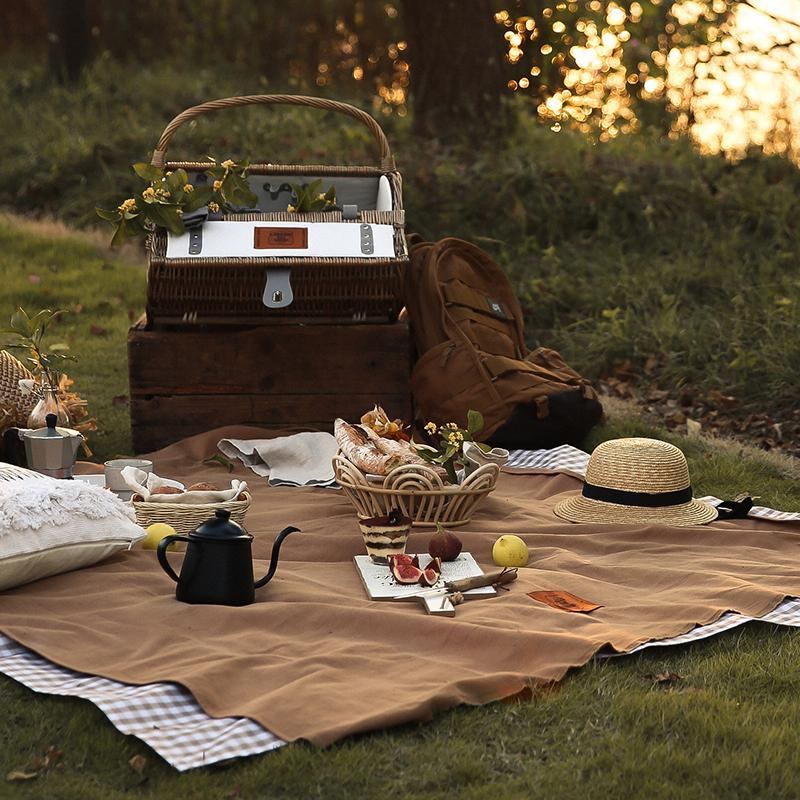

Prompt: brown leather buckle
[254,227,308,249]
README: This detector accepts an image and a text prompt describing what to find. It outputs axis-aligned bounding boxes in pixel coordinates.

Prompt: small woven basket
[333,456,499,528]
[0,350,36,431]
[132,492,252,535]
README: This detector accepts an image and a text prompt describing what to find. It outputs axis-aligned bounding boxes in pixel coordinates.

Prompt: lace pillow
[0,474,145,592]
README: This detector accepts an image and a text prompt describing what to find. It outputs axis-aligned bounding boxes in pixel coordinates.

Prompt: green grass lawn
[1,217,800,798]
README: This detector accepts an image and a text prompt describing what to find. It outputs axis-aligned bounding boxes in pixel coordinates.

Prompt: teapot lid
[192,508,251,540]
[26,413,81,440]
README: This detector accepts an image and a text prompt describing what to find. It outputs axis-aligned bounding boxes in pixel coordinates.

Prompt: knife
[396,568,519,600]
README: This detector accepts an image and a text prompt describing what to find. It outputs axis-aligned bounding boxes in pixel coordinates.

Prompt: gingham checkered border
[506,444,591,475]
[0,635,284,770]
[1,444,797,770]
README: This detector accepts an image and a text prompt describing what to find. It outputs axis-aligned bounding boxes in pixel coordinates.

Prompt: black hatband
[582,482,693,508]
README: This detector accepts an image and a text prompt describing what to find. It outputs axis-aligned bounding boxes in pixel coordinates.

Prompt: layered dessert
[357,509,412,563]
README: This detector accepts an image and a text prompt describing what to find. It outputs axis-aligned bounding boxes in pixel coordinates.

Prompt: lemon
[141,522,178,551]
[492,534,529,567]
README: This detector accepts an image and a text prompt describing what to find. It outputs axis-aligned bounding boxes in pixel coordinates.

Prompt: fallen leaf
[89,324,108,336]
[203,453,234,473]
[28,274,41,284]
[686,418,702,437]
[112,394,129,408]
[43,745,63,769]
[6,771,39,782]
[645,671,682,685]
[128,754,147,774]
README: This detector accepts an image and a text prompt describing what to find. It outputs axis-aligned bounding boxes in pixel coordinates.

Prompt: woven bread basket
[333,456,498,528]
[132,492,252,535]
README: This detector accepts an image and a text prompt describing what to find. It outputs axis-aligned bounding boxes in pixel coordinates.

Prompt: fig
[419,557,442,587]
[388,554,424,585]
[389,553,420,568]
[428,523,462,562]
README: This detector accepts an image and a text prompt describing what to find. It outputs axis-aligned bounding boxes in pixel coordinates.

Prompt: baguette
[334,419,400,475]
[360,424,428,466]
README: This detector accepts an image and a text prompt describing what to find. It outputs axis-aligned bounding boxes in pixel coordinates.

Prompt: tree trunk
[47,0,90,83]
[401,0,505,138]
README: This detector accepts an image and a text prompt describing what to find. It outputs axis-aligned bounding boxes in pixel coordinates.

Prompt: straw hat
[554,437,717,526]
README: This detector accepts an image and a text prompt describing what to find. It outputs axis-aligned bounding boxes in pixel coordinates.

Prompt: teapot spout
[254,526,301,588]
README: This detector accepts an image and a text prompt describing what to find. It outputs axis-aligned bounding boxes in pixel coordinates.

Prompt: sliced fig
[388,554,424,585]
[418,556,442,587]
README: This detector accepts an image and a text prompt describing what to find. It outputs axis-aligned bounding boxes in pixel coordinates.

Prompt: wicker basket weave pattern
[0,351,36,430]
[132,492,252,535]
[145,95,407,325]
[333,456,499,528]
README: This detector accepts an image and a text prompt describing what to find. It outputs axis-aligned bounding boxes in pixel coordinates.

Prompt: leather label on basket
[527,590,602,613]
[254,227,308,249]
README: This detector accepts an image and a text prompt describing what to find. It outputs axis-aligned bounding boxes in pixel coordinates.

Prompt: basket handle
[150,94,396,172]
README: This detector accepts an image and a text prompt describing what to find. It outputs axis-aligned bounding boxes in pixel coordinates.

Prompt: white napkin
[120,467,247,504]
[217,432,338,487]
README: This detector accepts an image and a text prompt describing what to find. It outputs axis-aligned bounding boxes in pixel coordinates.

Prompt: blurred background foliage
[1,0,799,434]
[3,1,799,153]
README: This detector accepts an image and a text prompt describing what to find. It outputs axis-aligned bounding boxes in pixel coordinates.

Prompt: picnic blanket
[1,426,800,749]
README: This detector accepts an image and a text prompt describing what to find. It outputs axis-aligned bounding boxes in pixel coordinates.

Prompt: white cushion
[0,474,145,591]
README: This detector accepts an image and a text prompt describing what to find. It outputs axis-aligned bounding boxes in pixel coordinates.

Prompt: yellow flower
[221,159,236,169]
[213,180,223,191]
[318,193,326,201]
[287,204,296,213]
[208,201,220,213]
[445,422,458,430]
[183,184,194,193]
[155,187,169,198]
[424,422,437,435]
[175,208,183,216]
[447,431,464,446]
[142,187,156,200]
[117,198,137,214]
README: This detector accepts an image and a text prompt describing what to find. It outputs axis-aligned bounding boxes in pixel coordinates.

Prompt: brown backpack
[402,237,603,449]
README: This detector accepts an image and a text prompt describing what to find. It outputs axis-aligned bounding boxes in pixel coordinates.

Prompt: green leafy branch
[1,308,74,388]
[414,409,488,484]
[97,157,258,246]
[287,180,338,213]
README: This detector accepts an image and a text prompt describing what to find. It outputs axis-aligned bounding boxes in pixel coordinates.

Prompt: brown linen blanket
[2,426,800,746]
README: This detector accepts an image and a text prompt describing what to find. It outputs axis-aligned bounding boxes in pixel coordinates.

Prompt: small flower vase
[26,385,71,429]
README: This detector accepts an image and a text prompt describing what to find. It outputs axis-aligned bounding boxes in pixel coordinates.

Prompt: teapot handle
[157,535,191,582]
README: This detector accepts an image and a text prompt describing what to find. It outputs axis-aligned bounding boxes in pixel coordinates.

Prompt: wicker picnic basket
[132,492,252,536]
[146,95,408,325]
[333,456,499,528]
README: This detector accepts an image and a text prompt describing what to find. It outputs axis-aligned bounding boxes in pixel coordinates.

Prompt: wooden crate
[128,318,412,453]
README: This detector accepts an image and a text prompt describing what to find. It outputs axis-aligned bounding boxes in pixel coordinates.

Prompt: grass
[1,217,800,797]
[2,56,800,797]
[3,617,800,799]
[2,59,800,418]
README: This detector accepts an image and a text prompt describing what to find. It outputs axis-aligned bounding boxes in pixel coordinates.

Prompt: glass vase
[27,385,71,429]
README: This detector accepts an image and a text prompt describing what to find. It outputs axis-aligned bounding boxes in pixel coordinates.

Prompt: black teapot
[157,509,300,606]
